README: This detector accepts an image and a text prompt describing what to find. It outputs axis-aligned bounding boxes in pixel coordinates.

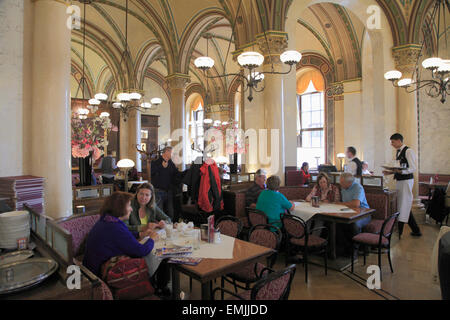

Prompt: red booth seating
[223,186,397,229]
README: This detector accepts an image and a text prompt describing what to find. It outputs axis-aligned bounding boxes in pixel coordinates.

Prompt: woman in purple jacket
[83,192,158,279]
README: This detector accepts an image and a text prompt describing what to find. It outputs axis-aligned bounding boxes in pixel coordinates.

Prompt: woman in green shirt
[125,182,172,296]
[126,183,172,236]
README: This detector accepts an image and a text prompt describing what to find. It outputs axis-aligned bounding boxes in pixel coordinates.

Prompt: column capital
[256,31,288,65]
[392,44,422,78]
[166,73,190,90]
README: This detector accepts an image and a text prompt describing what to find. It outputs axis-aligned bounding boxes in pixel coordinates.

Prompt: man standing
[151,146,180,220]
[245,169,267,208]
[99,151,117,184]
[344,146,363,176]
[383,133,421,238]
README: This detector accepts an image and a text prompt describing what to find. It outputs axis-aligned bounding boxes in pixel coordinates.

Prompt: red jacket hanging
[198,160,224,213]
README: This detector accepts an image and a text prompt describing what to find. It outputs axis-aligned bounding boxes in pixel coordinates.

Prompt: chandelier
[384,0,449,103]
[75,0,162,121]
[193,0,302,102]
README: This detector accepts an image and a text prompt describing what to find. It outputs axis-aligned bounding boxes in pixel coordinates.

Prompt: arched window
[186,95,204,163]
[297,69,325,169]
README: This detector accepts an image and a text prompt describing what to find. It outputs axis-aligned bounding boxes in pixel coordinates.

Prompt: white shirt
[396,145,417,175]
[344,157,358,176]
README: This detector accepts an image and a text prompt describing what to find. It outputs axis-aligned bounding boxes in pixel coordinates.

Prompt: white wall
[0,1,24,176]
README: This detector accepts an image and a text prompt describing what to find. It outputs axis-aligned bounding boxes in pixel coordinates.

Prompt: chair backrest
[246,208,268,227]
[281,213,306,239]
[248,224,282,250]
[251,264,296,300]
[58,213,100,256]
[215,215,243,238]
[380,212,399,242]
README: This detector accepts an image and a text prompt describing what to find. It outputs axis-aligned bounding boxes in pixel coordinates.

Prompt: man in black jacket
[151,146,180,220]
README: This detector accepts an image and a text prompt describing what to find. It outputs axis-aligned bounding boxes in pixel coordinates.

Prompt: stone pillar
[30,0,72,218]
[392,44,424,209]
[119,109,141,171]
[166,74,190,169]
[256,31,296,184]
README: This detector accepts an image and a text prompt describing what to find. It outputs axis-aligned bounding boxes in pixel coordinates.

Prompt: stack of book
[155,246,202,266]
[0,176,45,214]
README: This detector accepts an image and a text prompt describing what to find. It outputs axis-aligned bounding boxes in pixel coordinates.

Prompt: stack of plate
[0,211,30,249]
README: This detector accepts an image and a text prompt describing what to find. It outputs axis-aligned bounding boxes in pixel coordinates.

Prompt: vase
[78,154,92,186]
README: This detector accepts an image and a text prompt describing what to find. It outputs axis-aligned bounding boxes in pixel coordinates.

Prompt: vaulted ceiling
[70,0,438,102]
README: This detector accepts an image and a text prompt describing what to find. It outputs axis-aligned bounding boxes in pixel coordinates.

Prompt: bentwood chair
[281,213,328,283]
[215,215,243,238]
[351,212,399,280]
[212,264,296,300]
[221,224,282,296]
[246,207,269,227]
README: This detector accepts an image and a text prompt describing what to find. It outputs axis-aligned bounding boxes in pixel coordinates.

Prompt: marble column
[119,109,141,171]
[392,44,423,208]
[166,74,190,169]
[30,0,72,218]
[256,31,297,184]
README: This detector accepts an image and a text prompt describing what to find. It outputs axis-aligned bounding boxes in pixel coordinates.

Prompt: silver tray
[0,258,58,295]
[0,250,34,266]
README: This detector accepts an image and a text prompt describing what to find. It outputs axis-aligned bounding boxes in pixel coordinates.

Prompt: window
[297,80,325,168]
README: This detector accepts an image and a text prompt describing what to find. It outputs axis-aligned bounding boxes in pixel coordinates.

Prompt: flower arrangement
[71,115,118,159]
[213,121,247,154]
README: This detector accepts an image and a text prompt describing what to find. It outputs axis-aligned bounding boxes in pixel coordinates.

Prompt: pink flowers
[71,115,114,158]
[72,145,90,158]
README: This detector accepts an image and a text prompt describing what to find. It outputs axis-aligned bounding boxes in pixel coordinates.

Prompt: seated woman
[305,172,340,203]
[125,183,172,295]
[83,192,158,278]
[256,175,295,228]
[126,183,171,234]
[305,172,341,235]
[300,162,311,185]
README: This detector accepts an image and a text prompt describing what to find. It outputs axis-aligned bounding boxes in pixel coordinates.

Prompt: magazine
[167,257,203,266]
[155,246,193,258]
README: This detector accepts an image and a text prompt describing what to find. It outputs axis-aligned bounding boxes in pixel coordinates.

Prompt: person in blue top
[256,175,295,228]
[83,191,160,288]
[337,172,371,256]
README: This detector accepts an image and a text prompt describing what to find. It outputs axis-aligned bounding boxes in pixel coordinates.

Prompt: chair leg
[378,246,382,281]
[232,279,238,293]
[363,244,366,266]
[304,249,308,283]
[221,277,224,300]
[387,248,394,273]
[351,243,355,273]
[324,246,328,276]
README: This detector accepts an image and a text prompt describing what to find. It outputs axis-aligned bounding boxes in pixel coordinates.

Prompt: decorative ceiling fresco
[70,0,438,103]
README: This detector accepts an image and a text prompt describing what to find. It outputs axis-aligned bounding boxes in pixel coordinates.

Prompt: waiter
[344,146,363,176]
[151,146,180,220]
[383,133,422,238]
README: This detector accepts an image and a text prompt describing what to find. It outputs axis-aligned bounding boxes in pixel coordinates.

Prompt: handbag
[100,255,154,300]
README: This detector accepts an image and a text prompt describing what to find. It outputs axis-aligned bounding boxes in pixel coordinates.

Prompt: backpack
[100,255,154,300]
[428,188,449,224]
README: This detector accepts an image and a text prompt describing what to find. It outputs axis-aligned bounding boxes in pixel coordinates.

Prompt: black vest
[352,157,363,176]
[394,146,414,181]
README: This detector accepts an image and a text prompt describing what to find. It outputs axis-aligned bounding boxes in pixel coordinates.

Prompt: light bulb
[194,57,215,70]
[422,57,442,70]
[94,93,108,101]
[100,112,110,118]
[280,50,302,65]
[384,70,402,81]
[398,78,412,87]
[129,92,142,100]
[88,98,101,106]
[117,92,130,102]
[140,102,152,109]
[151,97,162,105]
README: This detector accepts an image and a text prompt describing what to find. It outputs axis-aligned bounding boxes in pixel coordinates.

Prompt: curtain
[192,96,204,111]
[296,69,325,95]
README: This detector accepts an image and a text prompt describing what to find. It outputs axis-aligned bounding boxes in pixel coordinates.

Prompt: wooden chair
[281,213,328,283]
[351,212,400,280]
[213,264,296,300]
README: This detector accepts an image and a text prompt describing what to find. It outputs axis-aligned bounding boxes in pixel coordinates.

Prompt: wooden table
[292,200,375,270]
[171,238,274,300]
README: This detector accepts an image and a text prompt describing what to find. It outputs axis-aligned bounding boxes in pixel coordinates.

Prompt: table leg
[171,266,180,300]
[201,281,211,300]
[329,222,337,260]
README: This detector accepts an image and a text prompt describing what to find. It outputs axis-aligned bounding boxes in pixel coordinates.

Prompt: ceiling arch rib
[134,40,165,90]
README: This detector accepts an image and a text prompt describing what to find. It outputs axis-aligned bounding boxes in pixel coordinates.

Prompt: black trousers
[398,212,421,235]
[151,260,170,289]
